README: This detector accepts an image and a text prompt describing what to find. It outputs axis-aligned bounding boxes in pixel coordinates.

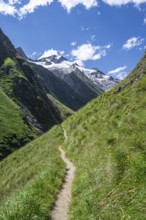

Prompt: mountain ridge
[0,53,146,219]
[0,28,103,159]
[33,54,118,91]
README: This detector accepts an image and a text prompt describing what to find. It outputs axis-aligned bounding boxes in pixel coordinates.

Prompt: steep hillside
[35,56,117,91]
[0,126,66,219]
[62,53,146,219]
[31,63,101,110]
[0,54,146,219]
[0,29,16,65]
[0,87,36,160]
[0,29,74,159]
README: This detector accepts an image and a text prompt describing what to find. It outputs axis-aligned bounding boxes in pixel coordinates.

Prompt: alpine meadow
[0,1,146,220]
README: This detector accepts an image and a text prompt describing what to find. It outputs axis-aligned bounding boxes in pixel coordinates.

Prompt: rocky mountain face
[0,29,103,159]
[34,55,118,91]
[16,47,28,59]
[0,28,17,65]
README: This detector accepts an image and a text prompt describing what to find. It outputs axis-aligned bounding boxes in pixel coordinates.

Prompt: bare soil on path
[51,128,75,220]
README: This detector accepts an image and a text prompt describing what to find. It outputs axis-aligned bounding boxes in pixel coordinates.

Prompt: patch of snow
[29,56,118,91]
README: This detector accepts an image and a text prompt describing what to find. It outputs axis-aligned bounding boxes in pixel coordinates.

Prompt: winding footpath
[51,128,75,220]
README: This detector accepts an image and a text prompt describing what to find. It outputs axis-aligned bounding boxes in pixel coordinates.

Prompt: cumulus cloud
[0,0,17,16]
[8,0,21,5]
[103,0,146,6]
[39,49,65,59]
[71,43,111,61]
[1,0,146,18]
[58,0,98,12]
[0,0,53,18]
[39,49,59,59]
[108,65,128,80]
[18,0,53,17]
[123,37,144,50]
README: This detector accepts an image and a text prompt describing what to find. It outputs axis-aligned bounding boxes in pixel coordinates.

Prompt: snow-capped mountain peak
[30,55,118,91]
[38,55,68,64]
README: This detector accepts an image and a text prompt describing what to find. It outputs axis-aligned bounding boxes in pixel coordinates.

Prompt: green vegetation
[0,56,73,159]
[61,54,146,219]
[47,93,74,120]
[0,87,35,160]
[1,54,146,219]
[1,27,146,219]
[0,58,26,95]
[0,28,102,160]
[0,126,66,220]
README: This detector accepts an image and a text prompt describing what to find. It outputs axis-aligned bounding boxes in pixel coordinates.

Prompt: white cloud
[0,0,53,18]
[123,37,144,50]
[39,49,59,59]
[103,0,146,6]
[71,41,77,46]
[8,0,21,5]
[108,65,127,74]
[144,16,146,24]
[39,49,65,59]
[18,0,53,17]
[1,0,146,18]
[108,65,128,80]
[58,0,98,13]
[0,0,98,18]
[0,1,17,16]
[71,43,111,61]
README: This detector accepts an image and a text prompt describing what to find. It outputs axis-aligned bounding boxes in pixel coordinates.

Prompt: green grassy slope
[61,54,146,219]
[1,54,146,219]
[0,126,65,220]
[0,57,72,130]
[0,56,73,159]
[0,86,36,160]
[0,28,73,159]
[47,93,74,120]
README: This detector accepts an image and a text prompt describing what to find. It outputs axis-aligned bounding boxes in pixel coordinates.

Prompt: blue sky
[0,0,146,78]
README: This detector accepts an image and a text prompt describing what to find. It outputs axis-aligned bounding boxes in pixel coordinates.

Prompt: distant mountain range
[28,54,118,92]
[1,42,146,219]
[0,28,104,159]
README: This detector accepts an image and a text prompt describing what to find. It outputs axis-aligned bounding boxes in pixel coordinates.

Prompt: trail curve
[51,128,75,220]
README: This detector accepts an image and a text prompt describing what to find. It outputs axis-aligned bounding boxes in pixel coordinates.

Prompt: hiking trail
[51,127,75,220]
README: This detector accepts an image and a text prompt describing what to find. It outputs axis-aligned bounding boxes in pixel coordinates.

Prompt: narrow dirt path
[51,128,75,220]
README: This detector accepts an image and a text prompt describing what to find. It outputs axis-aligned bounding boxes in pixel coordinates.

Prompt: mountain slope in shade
[0,29,103,159]
[16,47,28,60]
[0,86,36,160]
[31,62,102,111]
[0,54,146,219]
[0,29,74,159]
[35,56,118,91]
